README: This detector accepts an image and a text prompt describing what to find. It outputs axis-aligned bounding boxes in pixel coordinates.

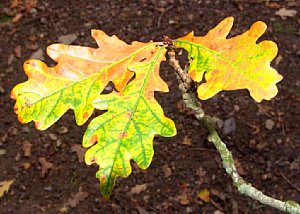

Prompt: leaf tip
[83,134,98,148]
[17,116,24,124]
[47,44,61,60]
[225,16,234,23]
[277,73,283,82]
[249,21,268,40]
[91,29,105,39]
[23,59,35,71]
[10,89,16,100]
[23,59,45,77]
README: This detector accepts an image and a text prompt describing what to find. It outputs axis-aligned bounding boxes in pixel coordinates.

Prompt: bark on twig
[168,50,300,214]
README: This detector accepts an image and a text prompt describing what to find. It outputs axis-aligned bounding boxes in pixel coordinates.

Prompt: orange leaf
[197,188,210,202]
[11,30,156,130]
[175,17,282,102]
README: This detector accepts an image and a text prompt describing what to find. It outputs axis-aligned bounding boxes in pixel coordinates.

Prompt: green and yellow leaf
[83,46,176,197]
[11,30,155,130]
[174,17,282,102]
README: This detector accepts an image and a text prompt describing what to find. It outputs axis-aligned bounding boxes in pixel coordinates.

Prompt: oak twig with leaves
[11,17,299,213]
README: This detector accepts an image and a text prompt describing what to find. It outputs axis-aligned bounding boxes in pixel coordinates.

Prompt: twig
[168,49,300,214]
[280,171,300,194]
[210,198,224,211]
[193,147,219,154]
[157,6,174,29]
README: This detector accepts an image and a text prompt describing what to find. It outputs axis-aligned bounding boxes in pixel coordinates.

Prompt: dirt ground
[0,0,299,213]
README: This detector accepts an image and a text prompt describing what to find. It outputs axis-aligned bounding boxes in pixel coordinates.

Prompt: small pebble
[261,174,268,180]
[30,48,44,61]
[21,126,30,133]
[48,133,58,141]
[233,105,240,111]
[143,195,150,202]
[57,126,68,135]
[0,149,6,155]
[192,120,200,126]
[216,118,224,129]
[56,139,62,147]
[58,34,78,45]
[0,86,5,94]
[93,208,100,213]
[168,19,176,24]
[186,207,193,213]
[223,117,236,134]
[265,119,275,130]
[44,186,53,192]
[40,17,48,24]
[29,8,37,14]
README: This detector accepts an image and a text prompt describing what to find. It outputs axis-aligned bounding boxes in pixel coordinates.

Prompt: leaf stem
[168,49,300,214]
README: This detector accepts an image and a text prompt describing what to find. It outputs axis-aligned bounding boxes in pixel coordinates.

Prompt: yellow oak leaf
[175,17,282,102]
[83,46,176,197]
[11,30,156,130]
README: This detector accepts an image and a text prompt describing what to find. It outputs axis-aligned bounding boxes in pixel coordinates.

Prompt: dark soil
[0,0,299,213]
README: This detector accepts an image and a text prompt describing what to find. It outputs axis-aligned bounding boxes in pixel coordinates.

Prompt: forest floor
[0,0,299,213]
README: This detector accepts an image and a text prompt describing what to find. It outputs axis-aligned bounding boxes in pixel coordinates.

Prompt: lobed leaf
[174,17,282,102]
[11,30,155,130]
[83,46,176,197]
[0,180,14,198]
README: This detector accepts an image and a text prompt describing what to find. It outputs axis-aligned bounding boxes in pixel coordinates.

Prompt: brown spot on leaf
[88,135,98,146]
[118,132,128,139]
[126,110,133,118]
[35,121,42,129]
[89,156,98,164]
[100,175,106,183]
[83,112,89,120]
[189,69,197,80]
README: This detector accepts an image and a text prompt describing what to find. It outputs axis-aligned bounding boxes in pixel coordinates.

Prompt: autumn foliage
[11,17,282,197]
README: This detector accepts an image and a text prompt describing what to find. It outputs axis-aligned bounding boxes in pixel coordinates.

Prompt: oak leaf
[38,157,53,176]
[60,188,89,212]
[0,179,14,198]
[71,144,86,163]
[11,30,155,130]
[83,46,176,197]
[174,17,282,102]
